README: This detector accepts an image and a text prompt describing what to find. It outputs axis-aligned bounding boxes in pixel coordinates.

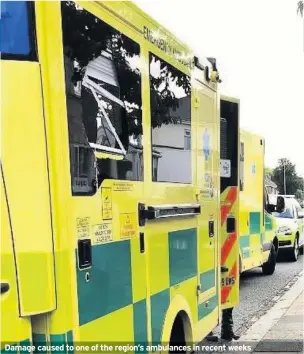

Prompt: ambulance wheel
[262,244,276,275]
[289,236,299,262]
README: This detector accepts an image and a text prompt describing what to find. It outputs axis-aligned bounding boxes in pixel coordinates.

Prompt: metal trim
[145,203,201,220]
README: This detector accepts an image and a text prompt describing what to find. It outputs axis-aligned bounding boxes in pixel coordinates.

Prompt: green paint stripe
[200,269,215,292]
[265,214,273,231]
[198,294,218,320]
[67,331,74,354]
[151,288,170,346]
[1,344,18,354]
[19,340,31,353]
[169,228,197,286]
[250,212,261,234]
[50,334,67,354]
[77,240,132,326]
[240,235,251,258]
[240,235,250,248]
[133,299,148,352]
[33,334,47,354]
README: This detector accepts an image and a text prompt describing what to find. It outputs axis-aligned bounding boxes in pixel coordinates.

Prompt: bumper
[278,231,296,249]
[278,240,293,249]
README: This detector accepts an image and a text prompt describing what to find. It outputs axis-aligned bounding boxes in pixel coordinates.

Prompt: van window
[61,1,143,195]
[273,199,294,219]
[0,1,36,59]
[149,53,191,183]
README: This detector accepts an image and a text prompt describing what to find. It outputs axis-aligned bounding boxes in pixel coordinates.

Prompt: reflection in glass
[61,1,143,195]
[149,53,191,183]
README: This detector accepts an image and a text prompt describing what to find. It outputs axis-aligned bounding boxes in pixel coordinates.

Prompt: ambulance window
[61,1,143,195]
[0,1,37,60]
[240,142,245,191]
[149,53,191,183]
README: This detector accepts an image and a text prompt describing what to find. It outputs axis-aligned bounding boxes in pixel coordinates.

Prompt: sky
[135,0,304,176]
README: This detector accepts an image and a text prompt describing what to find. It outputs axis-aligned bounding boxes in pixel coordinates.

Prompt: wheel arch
[161,294,194,346]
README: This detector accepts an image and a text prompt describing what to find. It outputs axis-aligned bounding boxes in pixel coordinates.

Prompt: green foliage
[272,158,304,197]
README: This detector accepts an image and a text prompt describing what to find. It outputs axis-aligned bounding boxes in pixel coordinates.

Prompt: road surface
[214,253,304,337]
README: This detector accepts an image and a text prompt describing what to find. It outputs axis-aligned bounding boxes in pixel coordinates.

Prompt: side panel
[35,0,147,344]
[195,83,220,339]
[1,61,56,316]
[239,131,265,271]
[32,0,221,347]
[220,97,240,310]
[0,170,32,346]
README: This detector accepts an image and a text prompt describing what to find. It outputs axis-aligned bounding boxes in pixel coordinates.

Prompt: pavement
[252,290,303,353]
[241,271,304,353]
[214,254,304,338]
[198,271,303,354]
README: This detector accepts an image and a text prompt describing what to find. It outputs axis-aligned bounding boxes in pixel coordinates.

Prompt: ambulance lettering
[222,276,236,287]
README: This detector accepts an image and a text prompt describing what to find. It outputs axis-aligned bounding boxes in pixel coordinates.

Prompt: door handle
[0,282,10,295]
[140,232,145,253]
[78,239,92,269]
[209,221,214,237]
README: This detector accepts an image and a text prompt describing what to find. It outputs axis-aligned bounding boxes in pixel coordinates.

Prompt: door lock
[209,221,214,237]
[78,239,92,269]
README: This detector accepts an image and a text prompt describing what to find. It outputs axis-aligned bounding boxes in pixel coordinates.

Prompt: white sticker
[220,159,231,178]
[93,223,113,244]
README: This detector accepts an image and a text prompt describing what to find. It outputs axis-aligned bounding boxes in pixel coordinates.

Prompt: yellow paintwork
[0,1,239,352]
[1,61,56,316]
[1,172,32,343]
[239,130,277,272]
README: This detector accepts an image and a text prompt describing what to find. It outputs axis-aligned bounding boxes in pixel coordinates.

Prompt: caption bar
[3,344,253,353]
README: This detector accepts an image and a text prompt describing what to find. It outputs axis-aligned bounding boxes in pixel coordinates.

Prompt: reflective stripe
[221,187,237,226]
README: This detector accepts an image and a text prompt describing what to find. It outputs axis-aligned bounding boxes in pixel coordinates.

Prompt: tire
[289,237,299,262]
[239,255,242,276]
[262,244,277,275]
[299,246,304,255]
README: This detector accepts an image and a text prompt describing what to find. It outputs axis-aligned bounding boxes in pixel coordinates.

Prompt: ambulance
[1,1,241,351]
[237,129,281,275]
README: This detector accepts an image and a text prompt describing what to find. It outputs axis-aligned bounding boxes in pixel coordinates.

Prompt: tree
[295,189,304,201]
[298,1,303,17]
[272,158,304,196]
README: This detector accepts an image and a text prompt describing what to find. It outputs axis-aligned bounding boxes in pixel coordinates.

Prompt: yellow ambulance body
[0,1,240,352]
[238,130,278,275]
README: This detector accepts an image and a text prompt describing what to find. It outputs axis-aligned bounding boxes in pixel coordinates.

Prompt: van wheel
[290,237,299,262]
[262,244,276,275]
